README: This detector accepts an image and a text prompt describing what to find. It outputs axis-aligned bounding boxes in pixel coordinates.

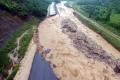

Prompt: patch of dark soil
[114,61,120,73]
[0,9,23,48]
[61,19,120,73]
[61,19,77,33]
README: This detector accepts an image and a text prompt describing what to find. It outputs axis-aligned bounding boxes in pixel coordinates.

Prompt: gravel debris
[61,18,120,73]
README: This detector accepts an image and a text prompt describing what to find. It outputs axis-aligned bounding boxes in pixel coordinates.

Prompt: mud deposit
[61,19,120,73]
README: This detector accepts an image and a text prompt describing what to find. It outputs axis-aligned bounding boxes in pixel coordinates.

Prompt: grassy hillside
[72,0,120,30]
[0,0,60,18]
[0,0,57,79]
[0,17,39,79]
[110,14,120,29]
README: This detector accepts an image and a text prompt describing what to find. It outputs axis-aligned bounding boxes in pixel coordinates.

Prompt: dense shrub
[72,0,120,32]
[0,0,52,17]
[0,0,29,17]
[80,5,111,21]
[110,14,120,29]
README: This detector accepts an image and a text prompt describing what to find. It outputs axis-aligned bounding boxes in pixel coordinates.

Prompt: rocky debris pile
[61,19,77,33]
[114,61,120,73]
[61,19,120,73]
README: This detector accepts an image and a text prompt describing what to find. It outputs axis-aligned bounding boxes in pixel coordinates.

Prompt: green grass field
[110,14,120,24]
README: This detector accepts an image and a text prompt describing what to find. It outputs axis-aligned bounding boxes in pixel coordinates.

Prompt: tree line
[74,0,120,29]
[0,0,60,18]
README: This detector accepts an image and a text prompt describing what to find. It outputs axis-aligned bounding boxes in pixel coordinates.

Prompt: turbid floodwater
[38,2,120,80]
[15,1,120,80]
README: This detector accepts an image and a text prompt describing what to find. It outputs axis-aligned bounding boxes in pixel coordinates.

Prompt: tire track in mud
[61,18,120,74]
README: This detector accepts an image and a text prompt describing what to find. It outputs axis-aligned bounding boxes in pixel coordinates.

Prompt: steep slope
[0,0,50,79]
[0,9,23,48]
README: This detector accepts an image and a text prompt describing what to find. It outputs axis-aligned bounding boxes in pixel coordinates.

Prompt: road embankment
[14,39,37,80]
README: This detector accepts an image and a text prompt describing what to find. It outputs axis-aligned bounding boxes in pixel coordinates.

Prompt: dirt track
[36,2,120,80]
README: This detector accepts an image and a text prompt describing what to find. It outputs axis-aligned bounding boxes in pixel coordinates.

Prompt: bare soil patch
[0,9,23,47]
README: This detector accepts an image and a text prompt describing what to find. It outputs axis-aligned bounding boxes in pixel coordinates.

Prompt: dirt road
[37,2,120,80]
